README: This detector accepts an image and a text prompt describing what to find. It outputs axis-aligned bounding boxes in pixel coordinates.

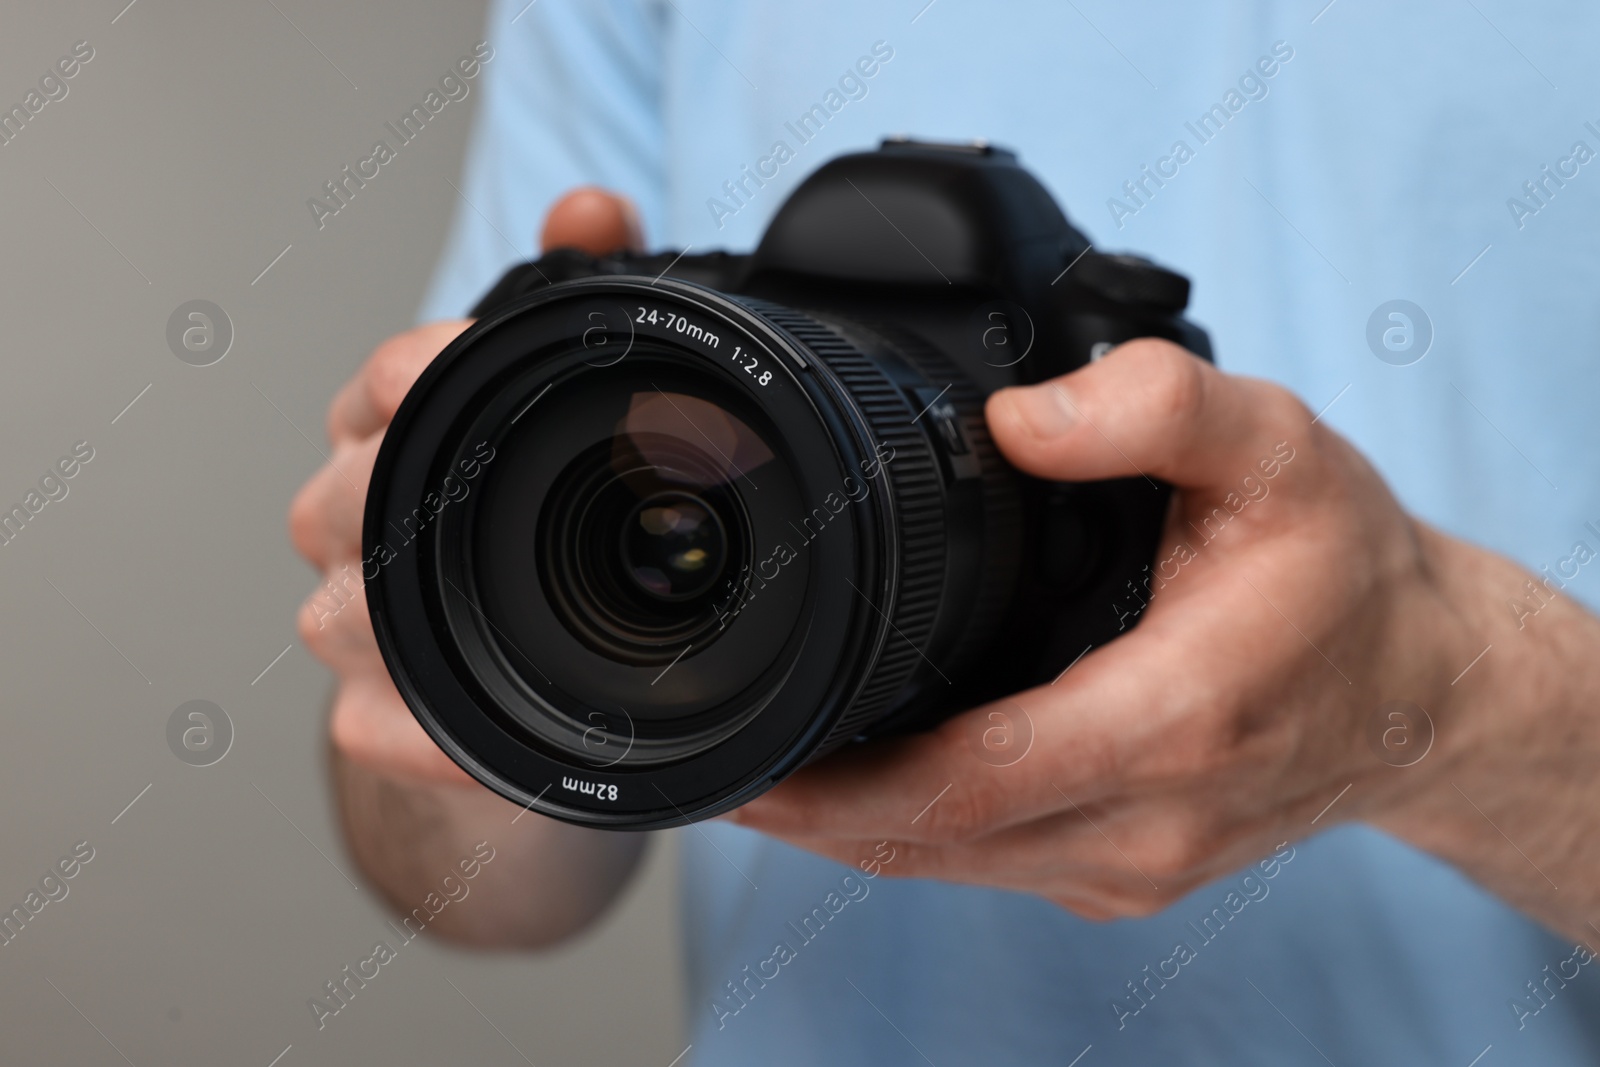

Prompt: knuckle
[297,580,369,664]
[288,439,379,568]
[1140,846,1197,886]
[361,321,467,427]
[363,331,433,424]
[335,437,380,499]
[330,438,377,499]
[916,781,1000,842]
[1112,886,1181,918]
[326,376,363,444]
[1134,342,1209,426]
[1252,381,1315,439]
[1114,336,1186,362]
[328,685,379,764]
[1129,820,1212,884]
[296,591,336,660]
[287,478,325,563]
[1047,894,1116,922]
[329,674,448,780]
[1045,882,1174,921]
[868,841,927,879]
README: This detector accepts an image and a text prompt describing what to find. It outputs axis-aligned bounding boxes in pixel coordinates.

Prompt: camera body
[366,139,1211,828]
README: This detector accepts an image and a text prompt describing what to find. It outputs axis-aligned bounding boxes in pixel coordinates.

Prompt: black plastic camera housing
[365,139,1211,828]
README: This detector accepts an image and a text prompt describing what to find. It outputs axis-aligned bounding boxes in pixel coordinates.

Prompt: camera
[365,139,1211,828]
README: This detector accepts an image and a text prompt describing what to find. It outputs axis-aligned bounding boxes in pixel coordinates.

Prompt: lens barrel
[365,277,1017,827]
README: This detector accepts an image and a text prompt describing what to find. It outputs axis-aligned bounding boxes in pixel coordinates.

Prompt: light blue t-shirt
[421,2,1600,1062]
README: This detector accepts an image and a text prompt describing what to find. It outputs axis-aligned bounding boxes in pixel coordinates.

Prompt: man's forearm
[1376,528,1600,947]
[331,746,648,948]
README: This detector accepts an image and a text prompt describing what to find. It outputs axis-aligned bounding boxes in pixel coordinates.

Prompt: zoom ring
[861,325,1023,691]
[740,300,948,752]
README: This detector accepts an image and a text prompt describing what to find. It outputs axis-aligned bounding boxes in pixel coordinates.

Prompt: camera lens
[365,277,1027,827]
[624,493,725,600]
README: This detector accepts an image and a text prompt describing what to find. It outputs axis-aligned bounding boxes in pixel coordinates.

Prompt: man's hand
[288,187,650,947]
[733,340,1600,941]
[290,186,644,786]
[292,317,475,783]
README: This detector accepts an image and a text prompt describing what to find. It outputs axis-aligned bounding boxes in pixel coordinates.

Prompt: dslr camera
[365,139,1210,828]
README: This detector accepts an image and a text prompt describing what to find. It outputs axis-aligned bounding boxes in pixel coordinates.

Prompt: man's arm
[1371,530,1600,944]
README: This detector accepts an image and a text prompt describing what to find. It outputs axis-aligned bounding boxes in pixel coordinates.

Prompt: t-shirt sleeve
[417,0,666,322]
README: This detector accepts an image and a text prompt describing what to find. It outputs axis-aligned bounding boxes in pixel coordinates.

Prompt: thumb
[540,186,645,256]
[984,338,1304,491]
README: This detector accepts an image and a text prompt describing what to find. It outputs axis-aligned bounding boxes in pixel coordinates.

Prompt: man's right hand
[292,317,475,782]
[286,188,651,948]
[290,187,645,786]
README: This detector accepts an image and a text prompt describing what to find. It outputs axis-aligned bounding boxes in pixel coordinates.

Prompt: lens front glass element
[461,350,812,765]
[623,490,726,600]
[539,425,749,662]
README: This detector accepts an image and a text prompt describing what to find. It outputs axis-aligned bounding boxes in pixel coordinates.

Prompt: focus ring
[740,300,948,751]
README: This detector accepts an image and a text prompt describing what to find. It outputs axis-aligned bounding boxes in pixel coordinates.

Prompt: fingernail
[1005,383,1077,438]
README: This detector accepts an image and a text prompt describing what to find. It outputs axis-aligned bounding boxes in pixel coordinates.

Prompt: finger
[289,434,381,570]
[298,573,383,674]
[726,694,1100,851]
[770,826,1172,919]
[733,725,1008,842]
[329,671,475,785]
[773,834,1124,916]
[329,320,473,446]
[732,594,1259,846]
[300,564,475,786]
[985,339,1310,492]
[540,187,645,255]
[765,789,1277,920]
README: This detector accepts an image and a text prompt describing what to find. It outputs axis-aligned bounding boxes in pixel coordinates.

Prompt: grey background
[0,1,684,1063]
